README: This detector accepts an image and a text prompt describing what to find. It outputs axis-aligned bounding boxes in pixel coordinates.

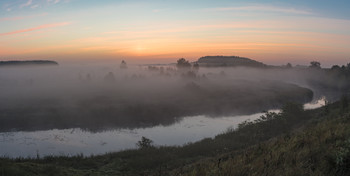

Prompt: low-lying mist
[0,62,346,132]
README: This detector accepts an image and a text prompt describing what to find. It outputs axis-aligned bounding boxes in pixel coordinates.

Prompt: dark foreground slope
[175,99,350,176]
[1,98,349,176]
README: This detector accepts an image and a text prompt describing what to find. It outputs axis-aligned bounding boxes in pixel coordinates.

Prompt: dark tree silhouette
[176,58,191,69]
[309,61,321,69]
[193,62,199,70]
[0,60,58,66]
[136,136,153,149]
[331,65,341,70]
[120,60,128,69]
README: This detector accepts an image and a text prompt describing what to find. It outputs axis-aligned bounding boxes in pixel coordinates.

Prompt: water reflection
[0,99,325,158]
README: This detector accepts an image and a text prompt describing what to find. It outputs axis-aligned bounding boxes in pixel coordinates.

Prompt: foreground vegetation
[176,98,350,176]
[1,96,349,175]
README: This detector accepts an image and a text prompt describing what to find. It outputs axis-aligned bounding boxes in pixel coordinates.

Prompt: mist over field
[2,60,346,132]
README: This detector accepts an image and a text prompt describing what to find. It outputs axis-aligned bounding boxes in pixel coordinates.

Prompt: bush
[136,136,153,149]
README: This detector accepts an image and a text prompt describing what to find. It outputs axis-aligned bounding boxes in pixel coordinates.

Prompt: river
[0,98,325,158]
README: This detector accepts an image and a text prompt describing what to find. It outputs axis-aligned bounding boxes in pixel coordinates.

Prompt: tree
[281,102,304,121]
[136,136,153,149]
[331,65,341,70]
[120,60,128,69]
[309,61,321,69]
[176,58,191,69]
[286,63,292,68]
[193,62,199,70]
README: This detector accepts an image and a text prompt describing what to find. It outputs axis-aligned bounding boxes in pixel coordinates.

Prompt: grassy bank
[1,98,349,175]
[175,99,350,175]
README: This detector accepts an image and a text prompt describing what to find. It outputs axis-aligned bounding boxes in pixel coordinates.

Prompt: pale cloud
[20,0,33,8]
[47,0,61,4]
[101,21,285,37]
[0,13,48,22]
[31,4,39,9]
[206,5,313,15]
[100,17,350,40]
[0,22,71,37]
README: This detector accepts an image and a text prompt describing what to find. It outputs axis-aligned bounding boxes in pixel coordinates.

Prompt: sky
[0,0,350,66]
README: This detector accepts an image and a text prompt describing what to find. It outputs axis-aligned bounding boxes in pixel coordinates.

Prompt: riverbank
[1,97,349,175]
[175,98,350,175]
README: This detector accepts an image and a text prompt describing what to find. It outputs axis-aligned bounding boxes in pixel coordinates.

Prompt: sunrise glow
[1,0,350,66]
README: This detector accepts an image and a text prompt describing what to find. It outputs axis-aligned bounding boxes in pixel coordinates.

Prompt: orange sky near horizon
[1,0,350,67]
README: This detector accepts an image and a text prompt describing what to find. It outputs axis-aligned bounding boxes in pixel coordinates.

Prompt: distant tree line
[0,60,58,66]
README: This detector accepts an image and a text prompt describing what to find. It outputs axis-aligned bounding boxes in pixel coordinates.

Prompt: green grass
[173,101,350,176]
[1,99,349,176]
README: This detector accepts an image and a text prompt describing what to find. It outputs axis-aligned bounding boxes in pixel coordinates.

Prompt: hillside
[1,97,349,175]
[197,56,266,67]
[0,60,58,67]
[176,99,350,176]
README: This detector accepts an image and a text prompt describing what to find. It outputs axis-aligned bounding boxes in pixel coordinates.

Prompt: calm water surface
[0,98,325,158]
